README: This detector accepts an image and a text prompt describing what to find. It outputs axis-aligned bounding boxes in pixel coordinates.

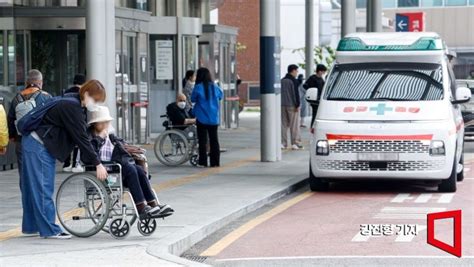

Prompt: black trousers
[63,146,79,168]
[196,121,220,167]
[122,163,155,204]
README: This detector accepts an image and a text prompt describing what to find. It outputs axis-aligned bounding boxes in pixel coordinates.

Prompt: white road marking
[414,194,432,203]
[391,193,455,204]
[373,207,446,220]
[464,168,470,172]
[437,193,455,204]
[351,232,371,242]
[391,193,414,203]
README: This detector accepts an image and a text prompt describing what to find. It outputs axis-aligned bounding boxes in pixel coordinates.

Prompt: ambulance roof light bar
[337,37,444,52]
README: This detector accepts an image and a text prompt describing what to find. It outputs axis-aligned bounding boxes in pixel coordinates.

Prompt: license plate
[357,153,399,162]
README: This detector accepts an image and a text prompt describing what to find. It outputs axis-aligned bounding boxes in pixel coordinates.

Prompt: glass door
[116,31,137,142]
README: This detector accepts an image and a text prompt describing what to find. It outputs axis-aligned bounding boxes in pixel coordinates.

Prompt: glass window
[470,0,474,5]
[7,31,15,86]
[421,0,443,6]
[0,32,3,86]
[445,0,467,5]
[15,32,25,87]
[324,63,443,101]
[182,36,197,76]
[383,0,397,8]
[398,0,420,7]
[356,0,367,9]
[14,0,85,6]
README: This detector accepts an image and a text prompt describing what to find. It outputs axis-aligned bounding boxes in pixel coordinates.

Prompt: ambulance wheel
[309,165,329,192]
[439,158,457,193]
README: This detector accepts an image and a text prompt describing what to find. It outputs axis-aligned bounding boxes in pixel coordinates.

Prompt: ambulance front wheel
[438,157,457,193]
[309,165,329,192]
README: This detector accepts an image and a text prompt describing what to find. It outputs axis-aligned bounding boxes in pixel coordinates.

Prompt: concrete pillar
[341,0,356,37]
[201,0,210,24]
[367,0,382,32]
[260,0,281,162]
[86,0,116,128]
[305,0,314,78]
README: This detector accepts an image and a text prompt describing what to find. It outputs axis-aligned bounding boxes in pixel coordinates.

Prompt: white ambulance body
[306,32,471,192]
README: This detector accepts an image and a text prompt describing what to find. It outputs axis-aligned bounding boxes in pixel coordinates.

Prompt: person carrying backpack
[19,79,108,239]
[7,69,51,182]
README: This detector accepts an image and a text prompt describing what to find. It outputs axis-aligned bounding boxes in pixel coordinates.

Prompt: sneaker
[139,205,161,219]
[300,125,307,128]
[297,143,304,149]
[22,232,39,237]
[158,204,174,214]
[44,232,72,239]
[281,144,287,149]
[63,166,72,172]
[291,144,300,150]
[71,165,85,173]
[147,204,175,219]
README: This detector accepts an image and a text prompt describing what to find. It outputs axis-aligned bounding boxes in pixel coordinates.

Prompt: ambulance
[305,32,471,192]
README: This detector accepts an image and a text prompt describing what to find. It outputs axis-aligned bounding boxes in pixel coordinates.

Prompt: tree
[292,45,336,71]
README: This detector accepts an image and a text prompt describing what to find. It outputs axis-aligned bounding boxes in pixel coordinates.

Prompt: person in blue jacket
[191,68,223,167]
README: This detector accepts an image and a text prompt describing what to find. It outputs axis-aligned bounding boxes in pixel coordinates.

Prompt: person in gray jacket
[281,64,301,150]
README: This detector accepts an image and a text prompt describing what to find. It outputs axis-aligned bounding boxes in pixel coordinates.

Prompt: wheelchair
[154,114,198,166]
[56,162,163,239]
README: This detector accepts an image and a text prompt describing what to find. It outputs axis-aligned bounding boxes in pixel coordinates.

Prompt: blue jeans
[21,134,62,237]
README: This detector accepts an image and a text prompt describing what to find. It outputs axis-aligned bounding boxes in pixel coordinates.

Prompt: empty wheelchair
[154,114,198,166]
[56,162,161,239]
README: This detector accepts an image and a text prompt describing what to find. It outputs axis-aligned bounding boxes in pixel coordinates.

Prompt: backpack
[14,90,41,135]
[16,96,80,136]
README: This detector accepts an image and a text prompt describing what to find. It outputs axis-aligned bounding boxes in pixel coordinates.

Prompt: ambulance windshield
[325,63,443,101]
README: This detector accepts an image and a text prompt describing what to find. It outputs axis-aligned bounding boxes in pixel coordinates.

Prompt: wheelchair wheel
[56,173,110,237]
[190,154,198,166]
[99,192,137,234]
[137,218,157,236]
[154,130,190,166]
[109,218,130,239]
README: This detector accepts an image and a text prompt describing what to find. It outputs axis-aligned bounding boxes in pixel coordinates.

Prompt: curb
[146,174,309,266]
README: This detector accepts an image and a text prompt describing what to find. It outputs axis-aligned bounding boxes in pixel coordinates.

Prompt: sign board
[155,40,173,80]
[396,12,424,32]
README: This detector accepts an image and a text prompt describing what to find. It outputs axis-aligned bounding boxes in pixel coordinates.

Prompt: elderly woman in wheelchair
[55,106,173,239]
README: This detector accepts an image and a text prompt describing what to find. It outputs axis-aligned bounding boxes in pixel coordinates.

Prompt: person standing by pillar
[281,64,301,150]
[191,68,223,167]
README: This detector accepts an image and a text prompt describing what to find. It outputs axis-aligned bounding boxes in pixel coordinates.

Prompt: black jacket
[303,74,325,100]
[35,93,100,166]
[64,85,80,94]
[166,102,192,130]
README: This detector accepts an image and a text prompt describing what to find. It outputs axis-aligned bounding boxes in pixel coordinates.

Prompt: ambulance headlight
[429,140,445,156]
[316,140,329,156]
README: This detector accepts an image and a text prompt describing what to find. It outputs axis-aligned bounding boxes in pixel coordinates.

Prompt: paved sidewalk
[0,112,311,266]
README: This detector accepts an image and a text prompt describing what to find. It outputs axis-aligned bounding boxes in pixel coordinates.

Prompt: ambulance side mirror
[305,87,319,105]
[452,87,471,104]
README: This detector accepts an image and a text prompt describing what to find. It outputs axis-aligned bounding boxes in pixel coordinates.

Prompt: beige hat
[87,106,114,125]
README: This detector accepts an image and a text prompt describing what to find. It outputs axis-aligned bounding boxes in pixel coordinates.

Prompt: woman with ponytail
[191,68,223,167]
